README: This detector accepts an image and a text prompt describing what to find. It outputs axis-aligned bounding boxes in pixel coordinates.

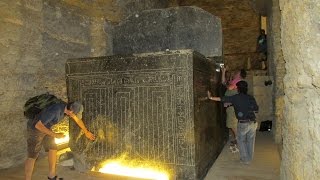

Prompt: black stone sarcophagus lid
[111,6,222,58]
[66,50,225,180]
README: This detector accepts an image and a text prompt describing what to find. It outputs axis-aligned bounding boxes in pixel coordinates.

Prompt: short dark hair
[240,69,247,79]
[66,101,82,114]
[236,81,248,94]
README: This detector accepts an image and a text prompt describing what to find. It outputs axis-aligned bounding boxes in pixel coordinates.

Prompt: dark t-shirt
[28,103,66,129]
[257,34,267,53]
[221,93,259,120]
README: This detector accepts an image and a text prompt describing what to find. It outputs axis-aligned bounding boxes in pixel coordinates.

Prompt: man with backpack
[207,81,259,165]
[24,100,95,180]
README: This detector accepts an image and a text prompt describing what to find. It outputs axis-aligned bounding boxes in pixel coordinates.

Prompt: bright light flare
[98,161,169,180]
[54,134,69,145]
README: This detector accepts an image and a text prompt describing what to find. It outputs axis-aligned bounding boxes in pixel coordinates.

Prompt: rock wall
[280,0,320,179]
[179,0,260,70]
[0,0,36,168]
[268,0,284,144]
[252,75,274,128]
[117,0,169,18]
[0,0,106,168]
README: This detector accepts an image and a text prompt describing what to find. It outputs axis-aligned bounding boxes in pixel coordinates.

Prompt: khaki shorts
[259,52,267,61]
[226,107,238,129]
[27,128,57,159]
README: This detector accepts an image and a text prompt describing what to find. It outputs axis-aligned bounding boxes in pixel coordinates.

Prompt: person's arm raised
[221,67,226,84]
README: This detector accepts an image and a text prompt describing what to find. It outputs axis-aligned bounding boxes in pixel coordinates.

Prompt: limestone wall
[0,0,38,168]
[179,0,260,70]
[117,0,169,18]
[0,0,105,168]
[253,75,274,128]
[280,0,320,179]
[268,0,285,144]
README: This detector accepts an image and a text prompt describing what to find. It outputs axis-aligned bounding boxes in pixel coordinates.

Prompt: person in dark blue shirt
[257,29,267,70]
[208,81,259,165]
[25,101,95,180]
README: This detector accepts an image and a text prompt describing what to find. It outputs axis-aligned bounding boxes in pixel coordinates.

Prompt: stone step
[249,70,268,76]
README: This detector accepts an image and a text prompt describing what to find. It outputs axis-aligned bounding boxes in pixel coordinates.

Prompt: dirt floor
[0,132,280,180]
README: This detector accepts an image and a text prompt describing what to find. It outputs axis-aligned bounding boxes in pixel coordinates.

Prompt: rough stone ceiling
[60,0,171,21]
[178,0,268,15]
[177,0,259,19]
[61,0,121,21]
[250,0,270,15]
[59,0,269,20]
[179,0,242,7]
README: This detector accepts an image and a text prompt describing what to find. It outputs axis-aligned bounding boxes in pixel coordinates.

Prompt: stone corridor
[1,0,319,179]
[204,132,280,180]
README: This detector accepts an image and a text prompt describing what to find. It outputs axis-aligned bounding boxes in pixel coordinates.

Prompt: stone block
[223,27,257,54]
[66,50,225,179]
[112,6,222,57]
[90,19,107,57]
[253,86,273,96]
[24,0,43,11]
[119,0,169,18]
[0,74,37,92]
[0,2,24,24]
[0,112,26,169]
[43,2,90,43]
[42,33,90,68]
[223,55,247,71]
[253,76,272,85]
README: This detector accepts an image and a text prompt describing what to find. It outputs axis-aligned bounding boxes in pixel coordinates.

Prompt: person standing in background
[256,29,267,70]
[208,81,259,165]
[221,67,247,148]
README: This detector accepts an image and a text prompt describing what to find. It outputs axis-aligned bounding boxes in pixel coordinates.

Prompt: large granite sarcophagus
[66,50,225,179]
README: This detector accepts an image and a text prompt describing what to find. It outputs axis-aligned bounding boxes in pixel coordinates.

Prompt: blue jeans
[237,121,257,162]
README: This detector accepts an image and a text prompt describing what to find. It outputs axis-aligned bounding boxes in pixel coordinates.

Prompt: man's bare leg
[48,149,57,178]
[261,61,266,70]
[230,128,239,153]
[25,158,36,180]
[231,128,237,144]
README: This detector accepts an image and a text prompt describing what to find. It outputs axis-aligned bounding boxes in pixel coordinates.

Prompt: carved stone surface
[112,6,222,57]
[66,50,225,179]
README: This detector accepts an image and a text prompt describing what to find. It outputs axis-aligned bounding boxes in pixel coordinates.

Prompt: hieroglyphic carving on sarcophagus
[66,50,225,180]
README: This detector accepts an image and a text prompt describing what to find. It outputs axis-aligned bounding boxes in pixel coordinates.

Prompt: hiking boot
[229,145,239,153]
[230,140,237,146]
